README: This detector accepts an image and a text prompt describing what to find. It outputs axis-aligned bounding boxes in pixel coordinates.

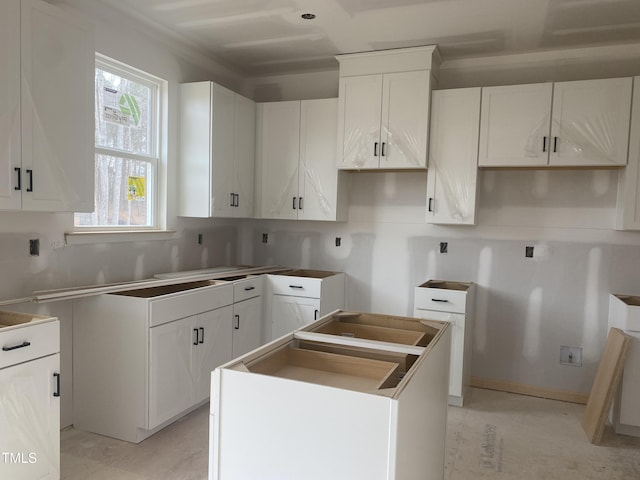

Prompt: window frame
[74,54,163,231]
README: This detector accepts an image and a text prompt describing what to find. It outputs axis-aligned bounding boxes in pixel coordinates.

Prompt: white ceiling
[99,0,640,76]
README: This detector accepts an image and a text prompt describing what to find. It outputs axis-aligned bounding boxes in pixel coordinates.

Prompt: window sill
[65,230,178,245]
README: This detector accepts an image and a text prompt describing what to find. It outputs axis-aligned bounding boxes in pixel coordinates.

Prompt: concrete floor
[61,387,640,479]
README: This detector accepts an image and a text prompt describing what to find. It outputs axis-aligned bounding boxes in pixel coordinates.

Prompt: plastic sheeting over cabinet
[479,77,633,167]
[337,71,430,170]
[427,88,481,225]
[255,99,347,221]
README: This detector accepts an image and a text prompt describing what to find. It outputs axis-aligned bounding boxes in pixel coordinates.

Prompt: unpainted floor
[60,387,640,479]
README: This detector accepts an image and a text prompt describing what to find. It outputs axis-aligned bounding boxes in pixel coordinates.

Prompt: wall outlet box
[560,345,582,367]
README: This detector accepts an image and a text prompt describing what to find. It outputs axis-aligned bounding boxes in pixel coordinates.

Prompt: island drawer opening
[311,311,439,347]
[245,345,403,392]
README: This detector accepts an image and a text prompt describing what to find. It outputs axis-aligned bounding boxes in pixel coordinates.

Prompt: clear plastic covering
[0,355,59,479]
[553,114,620,163]
[429,154,475,223]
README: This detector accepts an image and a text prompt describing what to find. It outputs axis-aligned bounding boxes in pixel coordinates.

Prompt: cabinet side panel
[319,273,346,315]
[178,82,212,217]
[72,295,148,442]
[212,369,392,480]
[616,76,640,229]
[392,324,450,480]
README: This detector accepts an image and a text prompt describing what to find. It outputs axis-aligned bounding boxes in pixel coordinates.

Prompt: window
[75,56,161,229]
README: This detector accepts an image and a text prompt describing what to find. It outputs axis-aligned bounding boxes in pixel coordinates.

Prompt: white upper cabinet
[178,81,255,218]
[337,71,430,170]
[0,0,20,210]
[550,78,632,166]
[336,46,438,171]
[256,98,346,221]
[478,83,552,167]
[427,88,481,225]
[479,77,632,167]
[0,0,94,212]
[256,100,301,220]
[233,94,256,218]
[616,76,640,230]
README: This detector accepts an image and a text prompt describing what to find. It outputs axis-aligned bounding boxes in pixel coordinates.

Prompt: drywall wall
[244,169,640,397]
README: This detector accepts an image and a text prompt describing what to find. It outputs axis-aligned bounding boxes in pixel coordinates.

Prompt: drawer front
[149,284,234,327]
[0,319,59,369]
[233,277,263,303]
[269,275,321,298]
[414,287,468,313]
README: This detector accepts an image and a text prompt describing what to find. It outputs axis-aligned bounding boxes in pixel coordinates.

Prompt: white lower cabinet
[0,312,60,480]
[209,310,451,480]
[414,280,475,406]
[73,281,234,443]
[231,277,263,358]
[266,270,345,341]
[149,306,232,428]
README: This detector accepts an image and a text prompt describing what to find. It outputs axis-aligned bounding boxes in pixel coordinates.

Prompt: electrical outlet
[335,237,341,247]
[29,239,39,256]
[440,242,448,254]
[525,246,534,258]
[560,345,582,367]
[197,233,203,245]
[262,233,268,244]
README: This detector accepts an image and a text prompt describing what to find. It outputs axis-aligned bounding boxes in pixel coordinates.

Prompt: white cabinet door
[427,88,480,225]
[256,101,301,219]
[234,93,255,218]
[271,295,320,340]
[478,83,552,167]
[232,296,263,358]
[193,306,233,404]
[149,318,192,429]
[0,0,21,210]
[211,84,236,218]
[337,74,383,169]
[299,98,342,221]
[21,0,94,212]
[616,76,640,230]
[381,70,430,169]
[550,77,632,166]
[0,354,60,480]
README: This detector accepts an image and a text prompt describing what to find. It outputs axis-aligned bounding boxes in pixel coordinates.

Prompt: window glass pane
[95,67,153,156]
[75,155,154,227]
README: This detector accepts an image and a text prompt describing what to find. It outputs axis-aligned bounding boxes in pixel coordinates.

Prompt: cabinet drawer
[149,284,233,327]
[414,281,471,314]
[233,277,262,302]
[269,275,321,298]
[0,317,59,369]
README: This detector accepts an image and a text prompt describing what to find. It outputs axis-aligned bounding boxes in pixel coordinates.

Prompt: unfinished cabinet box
[209,311,451,480]
[0,311,60,480]
[73,281,233,443]
[414,280,475,406]
[266,270,345,341]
